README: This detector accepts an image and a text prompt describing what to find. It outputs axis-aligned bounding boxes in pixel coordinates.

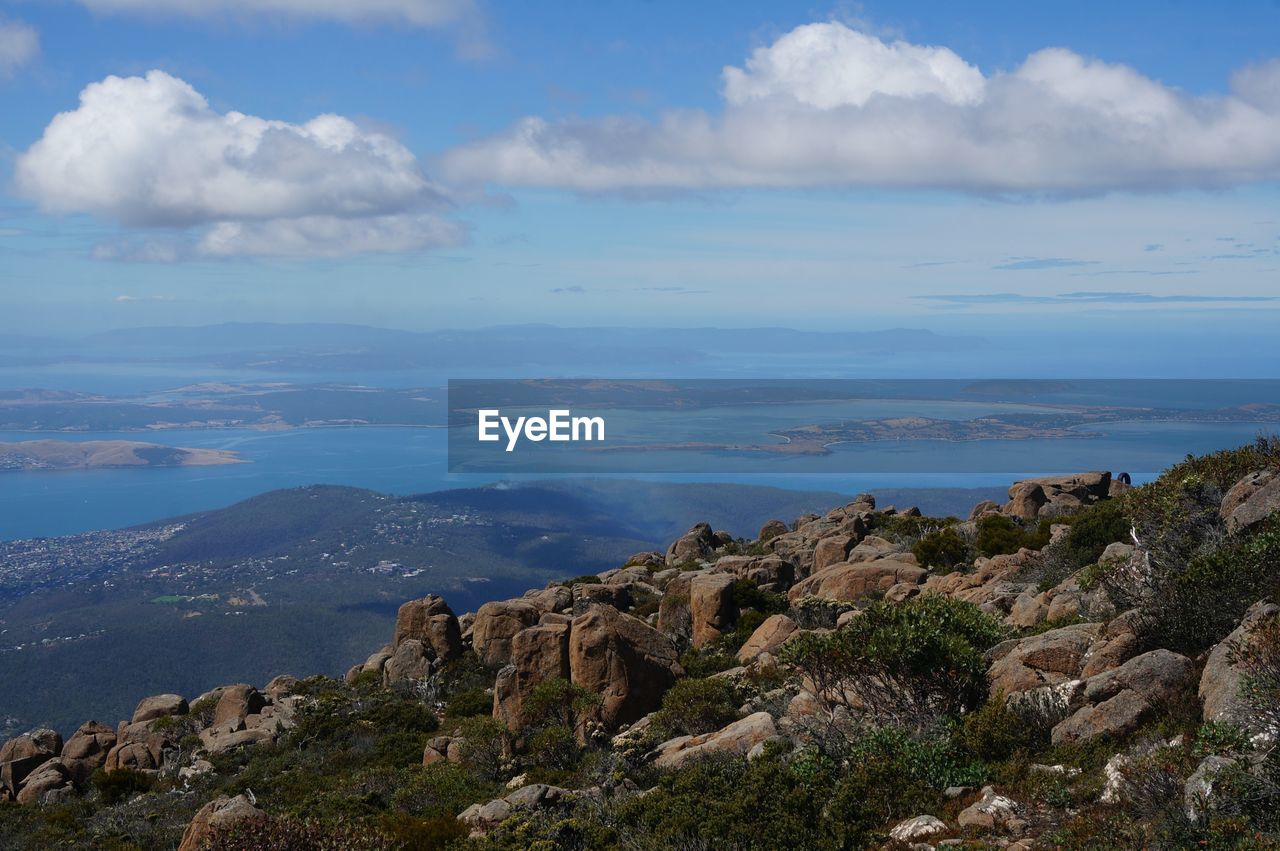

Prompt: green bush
[527,725,579,771]
[912,526,972,572]
[522,678,601,730]
[779,595,1007,729]
[650,677,742,739]
[976,514,1051,557]
[90,768,155,805]
[959,697,1053,762]
[677,646,739,678]
[444,686,492,719]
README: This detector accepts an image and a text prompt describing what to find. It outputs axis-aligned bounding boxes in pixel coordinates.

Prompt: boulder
[1222,471,1280,534]
[656,571,697,642]
[568,604,682,731]
[1200,600,1280,725]
[786,558,926,603]
[60,721,117,786]
[212,684,267,729]
[524,585,574,614]
[394,595,463,663]
[689,572,737,648]
[458,784,568,837]
[177,795,266,851]
[493,622,571,730]
[758,519,788,543]
[383,638,433,684]
[736,614,799,664]
[472,600,542,667]
[1184,755,1236,821]
[0,729,61,797]
[1051,650,1196,746]
[571,582,632,613]
[666,522,717,566]
[198,727,276,755]
[16,758,73,806]
[652,712,778,770]
[889,814,947,843]
[812,535,855,572]
[987,623,1101,697]
[264,675,299,702]
[956,786,1020,832]
[1004,472,1111,520]
[131,694,188,724]
[711,555,795,589]
[347,645,393,683]
[969,499,1002,520]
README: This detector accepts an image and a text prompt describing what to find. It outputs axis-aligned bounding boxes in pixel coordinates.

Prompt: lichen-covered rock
[889,814,947,842]
[666,522,718,566]
[1222,470,1280,534]
[1051,650,1196,746]
[0,729,62,798]
[986,622,1101,697]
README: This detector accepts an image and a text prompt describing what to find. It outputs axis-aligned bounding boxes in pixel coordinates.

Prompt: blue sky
[1,0,1279,339]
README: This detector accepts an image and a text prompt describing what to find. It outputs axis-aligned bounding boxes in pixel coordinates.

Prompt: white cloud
[17,71,464,258]
[76,0,475,28]
[438,22,1280,195]
[0,18,39,76]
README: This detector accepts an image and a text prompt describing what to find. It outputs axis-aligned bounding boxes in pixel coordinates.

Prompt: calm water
[0,415,1270,540]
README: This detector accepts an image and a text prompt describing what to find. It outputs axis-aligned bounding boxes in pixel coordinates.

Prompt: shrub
[976,514,1051,557]
[912,526,973,572]
[444,686,492,719]
[677,646,739,678]
[730,579,786,615]
[779,595,1007,730]
[527,725,579,771]
[522,678,602,731]
[453,716,511,780]
[959,697,1053,762]
[650,677,742,739]
[91,768,155,805]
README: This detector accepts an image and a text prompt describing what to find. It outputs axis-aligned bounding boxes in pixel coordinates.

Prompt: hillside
[0,441,1278,848]
[6,479,972,734]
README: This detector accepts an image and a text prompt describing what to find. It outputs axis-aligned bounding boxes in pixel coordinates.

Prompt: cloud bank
[439,21,1280,195]
[15,71,464,258]
[0,18,38,76]
[75,0,476,28]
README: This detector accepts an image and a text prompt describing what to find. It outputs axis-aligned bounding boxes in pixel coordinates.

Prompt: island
[0,440,244,471]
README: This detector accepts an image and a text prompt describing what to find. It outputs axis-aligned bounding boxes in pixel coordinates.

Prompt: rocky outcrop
[957,786,1023,833]
[61,721,117,785]
[666,522,718,566]
[652,712,778,769]
[1200,600,1279,725]
[0,728,62,799]
[131,693,188,724]
[394,594,464,664]
[758,519,788,543]
[15,758,74,805]
[458,784,568,837]
[786,557,926,603]
[494,622,571,730]
[1003,472,1111,520]
[178,794,266,851]
[987,623,1102,696]
[689,572,737,648]
[568,604,682,731]
[472,600,542,667]
[1051,650,1196,746]
[1221,470,1280,534]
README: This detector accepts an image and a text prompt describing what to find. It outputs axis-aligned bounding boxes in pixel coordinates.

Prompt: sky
[1,0,1279,340]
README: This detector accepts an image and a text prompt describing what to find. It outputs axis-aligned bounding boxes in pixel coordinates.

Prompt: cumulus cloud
[0,18,38,76]
[16,71,463,258]
[438,22,1280,195]
[76,0,475,28]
